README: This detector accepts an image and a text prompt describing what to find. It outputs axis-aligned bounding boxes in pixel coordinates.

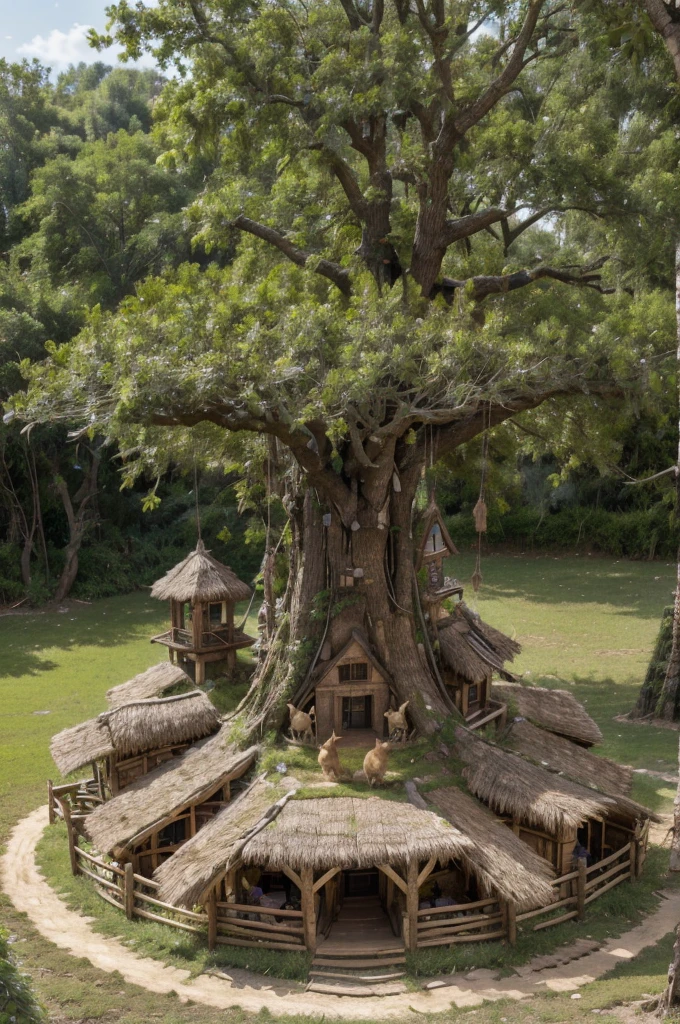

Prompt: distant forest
[0,59,676,606]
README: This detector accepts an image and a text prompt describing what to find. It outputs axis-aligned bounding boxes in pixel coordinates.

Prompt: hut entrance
[344,868,379,897]
[342,695,372,730]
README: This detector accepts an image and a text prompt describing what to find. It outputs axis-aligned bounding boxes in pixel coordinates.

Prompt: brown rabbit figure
[384,700,409,742]
[287,703,315,743]
[363,738,390,786]
[318,731,346,781]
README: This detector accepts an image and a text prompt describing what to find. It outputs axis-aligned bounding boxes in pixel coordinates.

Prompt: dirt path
[3,806,680,1020]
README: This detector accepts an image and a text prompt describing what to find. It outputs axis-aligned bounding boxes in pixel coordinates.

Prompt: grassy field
[1,554,679,1023]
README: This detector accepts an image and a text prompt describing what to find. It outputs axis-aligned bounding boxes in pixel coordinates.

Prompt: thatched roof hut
[50,691,220,777]
[154,776,286,907]
[86,726,258,854]
[455,729,616,835]
[503,720,660,824]
[150,539,252,604]
[437,603,520,684]
[427,786,554,908]
[492,682,603,746]
[106,663,192,708]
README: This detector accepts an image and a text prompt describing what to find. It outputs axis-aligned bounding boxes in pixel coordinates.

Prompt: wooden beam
[417,855,438,889]
[313,866,341,894]
[282,864,303,891]
[207,888,217,950]
[378,863,408,895]
[406,859,419,953]
[300,866,317,953]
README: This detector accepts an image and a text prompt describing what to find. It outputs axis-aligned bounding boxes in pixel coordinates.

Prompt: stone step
[310,969,406,982]
[306,980,407,997]
[312,955,406,969]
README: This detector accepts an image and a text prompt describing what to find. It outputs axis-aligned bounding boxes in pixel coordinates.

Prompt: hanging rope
[193,458,202,542]
[471,406,490,593]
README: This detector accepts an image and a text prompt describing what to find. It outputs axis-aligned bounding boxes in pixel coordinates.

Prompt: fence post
[61,799,79,876]
[47,780,55,825]
[577,857,587,920]
[506,901,517,945]
[124,862,135,919]
[207,889,217,951]
[629,841,637,879]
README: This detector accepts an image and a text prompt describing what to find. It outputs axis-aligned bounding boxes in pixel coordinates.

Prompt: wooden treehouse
[150,540,256,684]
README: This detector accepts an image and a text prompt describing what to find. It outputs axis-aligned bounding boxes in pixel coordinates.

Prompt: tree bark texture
[53,447,101,603]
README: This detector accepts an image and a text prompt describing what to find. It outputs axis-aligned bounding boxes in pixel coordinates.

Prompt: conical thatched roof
[438,603,521,684]
[492,682,603,747]
[86,726,258,854]
[106,663,192,708]
[427,786,554,909]
[455,728,616,836]
[50,691,220,776]
[150,540,252,604]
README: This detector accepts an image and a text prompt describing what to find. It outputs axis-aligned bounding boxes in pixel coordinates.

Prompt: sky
[1,0,155,74]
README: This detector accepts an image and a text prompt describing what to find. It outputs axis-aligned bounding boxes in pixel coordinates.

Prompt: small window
[468,684,479,705]
[339,662,368,682]
[158,818,186,847]
[425,523,445,553]
[209,602,223,626]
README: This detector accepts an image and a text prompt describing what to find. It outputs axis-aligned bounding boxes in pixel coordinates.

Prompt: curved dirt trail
[3,807,679,1020]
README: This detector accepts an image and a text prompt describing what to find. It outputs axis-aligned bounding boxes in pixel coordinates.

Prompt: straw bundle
[492,682,603,746]
[150,539,251,603]
[428,787,554,909]
[106,663,192,708]
[50,718,112,776]
[86,726,258,853]
[455,728,615,835]
[154,776,281,907]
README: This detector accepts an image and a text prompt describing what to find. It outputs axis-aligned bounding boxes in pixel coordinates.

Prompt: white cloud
[16,22,155,73]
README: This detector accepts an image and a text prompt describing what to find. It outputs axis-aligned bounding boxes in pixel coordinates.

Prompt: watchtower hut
[150,541,256,684]
[416,496,461,604]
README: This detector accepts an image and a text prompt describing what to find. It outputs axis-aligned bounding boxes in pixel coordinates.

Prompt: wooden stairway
[307,897,407,996]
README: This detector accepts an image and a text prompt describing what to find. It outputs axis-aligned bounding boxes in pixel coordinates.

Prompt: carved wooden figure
[385,701,409,742]
[287,703,316,743]
[318,731,346,781]
[363,738,390,786]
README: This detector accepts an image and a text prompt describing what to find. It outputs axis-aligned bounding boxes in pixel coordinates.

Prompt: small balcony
[150,626,256,654]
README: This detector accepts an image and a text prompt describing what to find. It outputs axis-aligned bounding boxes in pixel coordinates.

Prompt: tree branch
[230,215,351,295]
[430,261,627,302]
[443,207,508,246]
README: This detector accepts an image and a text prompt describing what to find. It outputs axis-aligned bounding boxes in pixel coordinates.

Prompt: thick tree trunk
[53,448,101,603]
[238,448,450,739]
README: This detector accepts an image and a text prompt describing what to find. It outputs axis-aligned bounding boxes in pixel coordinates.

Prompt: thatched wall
[86,727,258,853]
[492,682,603,746]
[428,786,554,909]
[106,663,192,708]
[151,539,251,603]
[455,728,615,835]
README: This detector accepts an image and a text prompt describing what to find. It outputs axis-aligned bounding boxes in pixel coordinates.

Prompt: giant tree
[19,0,674,734]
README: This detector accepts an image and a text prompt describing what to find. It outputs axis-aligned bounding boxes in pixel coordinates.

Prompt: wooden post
[124,862,135,919]
[48,780,55,825]
[506,901,517,945]
[406,859,419,953]
[62,799,79,876]
[577,857,587,920]
[207,888,217,951]
[629,840,637,879]
[300,866,317,954]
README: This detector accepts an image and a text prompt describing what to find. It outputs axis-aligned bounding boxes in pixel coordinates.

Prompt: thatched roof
[50,691,220,776]
[86,727,258,853]
[428,786,554,909]
[106,663,192,708]
[150,539,252,604]
[505,719,632,796]
[492,682,603,747]
[155,776,284,908]
[243,796,475,874]
[455,728,616,836]
[503,720,660,824]
[437,603,521,684]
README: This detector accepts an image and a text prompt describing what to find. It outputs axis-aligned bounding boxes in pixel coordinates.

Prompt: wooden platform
[332,729,383,749]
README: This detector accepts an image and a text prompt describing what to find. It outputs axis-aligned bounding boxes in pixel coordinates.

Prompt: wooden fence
[414,842,637,948]
[54,785,641,955]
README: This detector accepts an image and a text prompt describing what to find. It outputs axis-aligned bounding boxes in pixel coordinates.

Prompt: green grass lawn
[1,554,679,1024]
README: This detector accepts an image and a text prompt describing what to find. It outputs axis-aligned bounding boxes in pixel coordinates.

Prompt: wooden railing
[48,779,104,824]
[53,793,640,956]
[415,843,637,948]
